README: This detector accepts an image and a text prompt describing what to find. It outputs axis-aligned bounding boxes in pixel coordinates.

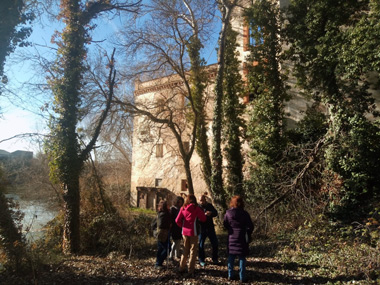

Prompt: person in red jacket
[175,194,206,276]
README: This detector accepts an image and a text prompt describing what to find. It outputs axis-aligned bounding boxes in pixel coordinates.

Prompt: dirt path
[1,239,368,284]
[27,254,366,284]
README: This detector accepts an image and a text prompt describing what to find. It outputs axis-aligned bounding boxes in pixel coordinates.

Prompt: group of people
[152,194,253,283]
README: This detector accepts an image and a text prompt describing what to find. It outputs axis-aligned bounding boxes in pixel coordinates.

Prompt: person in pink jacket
[175,194,206,276]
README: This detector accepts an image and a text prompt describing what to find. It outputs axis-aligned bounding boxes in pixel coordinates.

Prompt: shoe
[228,276,236,281]
[155,265,164,270]
[199,261,206,267]
[184,272,195,278]
[212,260,221,265]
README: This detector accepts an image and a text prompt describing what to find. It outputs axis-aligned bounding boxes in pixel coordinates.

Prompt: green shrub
[277,215,380,281]
[81,212,153,256]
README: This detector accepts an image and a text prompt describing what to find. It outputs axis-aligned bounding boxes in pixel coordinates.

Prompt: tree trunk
[210,0,237,210]
[50,0,136,255]
[54,0,84,255]
[62,175,81,254]
[0,192,25,270]
[184,159,194,195]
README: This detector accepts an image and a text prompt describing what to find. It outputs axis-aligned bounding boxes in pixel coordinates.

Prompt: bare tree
[115,0,217,194]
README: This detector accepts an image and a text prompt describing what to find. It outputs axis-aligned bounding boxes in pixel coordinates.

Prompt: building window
[155,178,162,187]
[139,126,152,142]
[156,97,165,114]
[244,23,263,51]
[250,26,263,46]
[156,143,163,157]
[181,179,188,192]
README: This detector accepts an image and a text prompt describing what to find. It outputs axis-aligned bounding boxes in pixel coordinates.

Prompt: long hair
[157,200,169,212]
[183,194,197,208]
[229,195,244,209]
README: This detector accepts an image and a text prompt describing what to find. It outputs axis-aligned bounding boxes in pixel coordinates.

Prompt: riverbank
[4,193,59,241]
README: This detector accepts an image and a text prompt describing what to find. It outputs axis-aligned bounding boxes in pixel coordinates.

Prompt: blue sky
[0,13,124,153]
[0,4,219,154]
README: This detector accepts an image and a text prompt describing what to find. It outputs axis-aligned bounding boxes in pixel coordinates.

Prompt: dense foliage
[210,0,239,210]
[46,0,88,254]
[0,0,33,85]
[284,0,380,218]
[245,0,288,203]
[189,34,212,193]
[222,25,244,197]
[0,168,26,271]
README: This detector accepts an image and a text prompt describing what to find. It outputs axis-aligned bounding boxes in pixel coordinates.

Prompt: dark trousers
[228,254,247,281]
[156,238,169,266]
[198,228,218,263]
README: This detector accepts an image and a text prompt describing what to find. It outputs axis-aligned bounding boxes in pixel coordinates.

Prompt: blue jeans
[156,238,169,266]
[228,254,246,281]
[198,228,218,263]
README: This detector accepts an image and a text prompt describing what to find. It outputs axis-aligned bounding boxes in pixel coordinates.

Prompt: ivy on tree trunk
[47,0,139,254]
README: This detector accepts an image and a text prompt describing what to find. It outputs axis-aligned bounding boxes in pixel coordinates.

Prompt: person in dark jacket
[223,195,254,283]
[169,196,184,261]
[198,194,219,266]
[152,200,171,270]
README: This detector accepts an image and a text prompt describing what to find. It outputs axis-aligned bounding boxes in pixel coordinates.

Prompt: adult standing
[175,194,206,276]
[169,196,184,261]
[198,194,219,266]
[152,200,171,270]
[223,196,254,283]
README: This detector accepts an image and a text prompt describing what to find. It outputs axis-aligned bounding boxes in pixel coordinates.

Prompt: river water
[5,193,59,242]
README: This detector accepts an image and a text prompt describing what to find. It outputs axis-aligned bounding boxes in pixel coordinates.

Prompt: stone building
[129,0,305,210]
[130,70,217,209]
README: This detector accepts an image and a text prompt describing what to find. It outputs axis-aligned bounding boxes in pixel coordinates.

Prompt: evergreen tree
[0,0,32,269]
[188,32,212,193]
[0,169,26,271]
[210,0,239,210]
[245,0,288,202]
[222,25,244,197]
[0,0,33,92]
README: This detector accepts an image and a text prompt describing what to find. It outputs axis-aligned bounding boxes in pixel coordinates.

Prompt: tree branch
[81,0,141,25]
[255,137,326,220]
[80,48,116,161]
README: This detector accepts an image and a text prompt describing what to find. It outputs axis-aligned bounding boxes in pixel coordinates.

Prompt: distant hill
[0,149,33,160]
[0,149,10,155]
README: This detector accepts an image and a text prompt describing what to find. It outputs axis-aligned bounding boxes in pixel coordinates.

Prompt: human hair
[157,200,169,212]
[199,194,207,201]
[183,194,197,208]
[229,195,244,209]
[174,196,184,205]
